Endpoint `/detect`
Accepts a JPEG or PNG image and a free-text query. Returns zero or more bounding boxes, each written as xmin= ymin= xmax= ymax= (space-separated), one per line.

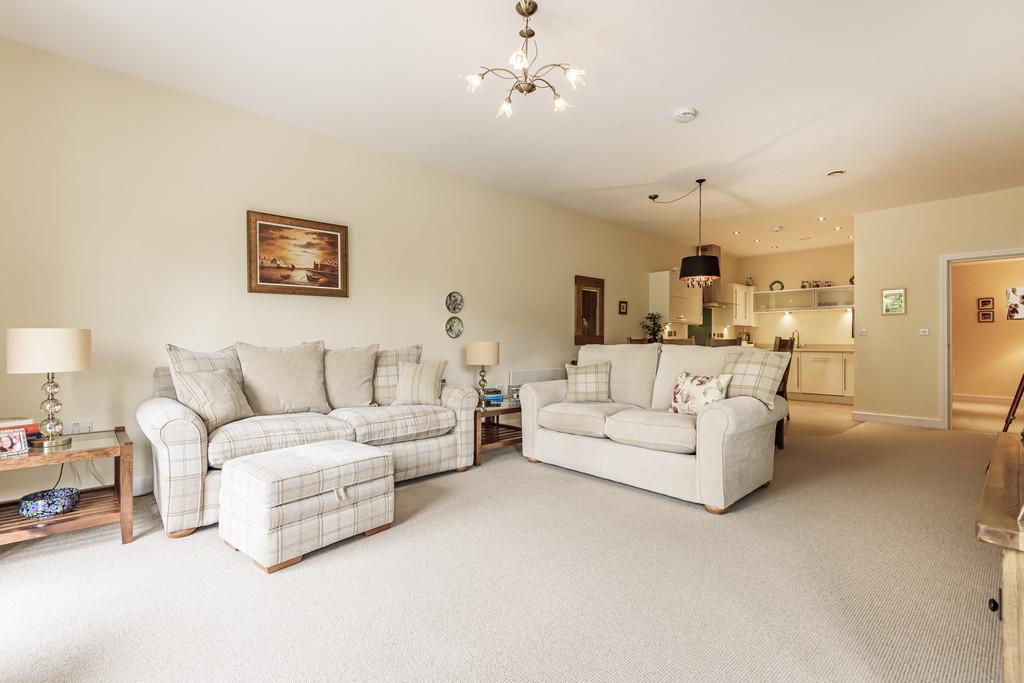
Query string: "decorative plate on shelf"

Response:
xmin=445 ymin=316 xmax=464 ymax=338
xmin=445 ymin=291 xmax=464 ymax=313
xmin=769 ymin=280 xmax=784 ymax=291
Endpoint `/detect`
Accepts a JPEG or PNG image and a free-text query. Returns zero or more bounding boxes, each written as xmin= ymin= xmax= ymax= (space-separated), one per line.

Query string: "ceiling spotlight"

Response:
xmin=771 ymin=225 xmax=783 ymax=232
xmin=732 ymin=230 xmax=741 ymax=236
xmin=826 ymin=169 xmax=847 ymax=177
xmin=817 ymin=216 xmax=827 ymax=222
xmin=673 ymin=107 xmax=699 ymax=124
xmin=753 ymin=239 xmax=761 ymax=243
xmin=833 ymin=226 xmax=843 ymax=231
xmin=770 ymin=245 xmax=779 ymax=249
xmin=848 ymin=235 xmax=854 ymax=240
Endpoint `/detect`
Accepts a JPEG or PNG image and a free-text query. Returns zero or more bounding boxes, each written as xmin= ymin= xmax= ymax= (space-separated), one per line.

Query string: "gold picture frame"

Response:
xmin=881 ymin=287 xmax=907 ymax=315
xmin=247 ymin=211 xmax=348 ymax=298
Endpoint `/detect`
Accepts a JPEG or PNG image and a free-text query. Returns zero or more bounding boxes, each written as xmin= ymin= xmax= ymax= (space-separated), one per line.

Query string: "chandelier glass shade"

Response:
xmin=464 ymin=1 xmax=585 ymax=118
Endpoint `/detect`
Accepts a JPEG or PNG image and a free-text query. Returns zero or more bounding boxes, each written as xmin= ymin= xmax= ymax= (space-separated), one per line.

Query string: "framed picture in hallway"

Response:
xmin=247 ymin=211 xmax=348 ymax=298
xmin=977 ymin=296 xmax=994 ymax=310
xmin=1008 ymin=286 xmax=1024 ymax=320
xmin=978 ymin=310 xmax=994 ymax=323
xmin=881 ymin=287 xmax=906 ymax=315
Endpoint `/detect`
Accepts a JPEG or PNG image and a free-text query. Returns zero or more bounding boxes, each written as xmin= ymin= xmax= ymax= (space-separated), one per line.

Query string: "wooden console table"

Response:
xmin=976 ymin=432 xmax=1023 ymax=682
xmin=474 ymin=403 xmax=522 ymax=466
xmin=0 ymin=427 xmax=133 ymax=545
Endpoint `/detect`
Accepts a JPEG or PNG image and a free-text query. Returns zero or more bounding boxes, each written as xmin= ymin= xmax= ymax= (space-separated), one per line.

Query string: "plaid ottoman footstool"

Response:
xmin=219 ymin=440 xmax=394 ymax=573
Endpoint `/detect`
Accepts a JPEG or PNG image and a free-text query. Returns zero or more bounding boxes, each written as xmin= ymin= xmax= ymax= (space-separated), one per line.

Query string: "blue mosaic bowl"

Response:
xmin=19 ymin=487 xmax=79 ymax=519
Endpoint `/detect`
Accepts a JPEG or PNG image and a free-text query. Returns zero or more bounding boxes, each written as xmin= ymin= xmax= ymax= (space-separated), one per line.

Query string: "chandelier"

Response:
xmin=464 ymin=1 xmax=586 ymax=118
xmin=649 ymin=179 xmax=721 ymax=288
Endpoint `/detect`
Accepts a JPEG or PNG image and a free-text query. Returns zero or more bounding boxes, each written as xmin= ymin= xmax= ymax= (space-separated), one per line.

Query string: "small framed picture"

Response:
xmin=978 ymin=310 xmax=995 ymax=323
xmin=618 ymin=301 xmax=628 ymax=315
xmin=881 ymin=288 xmax=907 ymax=315
xmin=0 ymin=428 xmax=28 ymax=457
xmin=977 ymin=297 xmax=995 ymax=310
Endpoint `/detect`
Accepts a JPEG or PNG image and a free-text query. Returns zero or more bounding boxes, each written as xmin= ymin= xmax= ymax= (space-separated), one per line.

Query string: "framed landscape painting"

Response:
xmin=247 ymin=211 xmax=348 ymax=297
xmin=881 ymin=287 xmax=906 ymax=315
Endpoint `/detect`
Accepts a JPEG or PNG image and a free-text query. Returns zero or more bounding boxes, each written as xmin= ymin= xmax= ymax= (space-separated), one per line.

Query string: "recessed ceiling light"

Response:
xmin=817 ymin=216 xmax=827 ymax=222
xmin=753 ymin=239 xmax=761 ymax=243
xmin=732 ymin=230 xmax=741 ymax=235
xmin=848 ymin=235 xmax=854 ymax=240
xmin=771 ymin=225 xmax=783 ymax=232
xmin=770 ymin=245 xmax=779 ymax=249
xmin=833 ymin=226 xmax=843 ymax=231
xmin=826 ymin=169 xmax=847 ymax=177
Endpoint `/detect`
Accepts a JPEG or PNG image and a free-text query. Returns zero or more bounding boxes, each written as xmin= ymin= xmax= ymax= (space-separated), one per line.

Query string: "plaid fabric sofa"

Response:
xmin=137 ymin=366 xmax=477 ymax=536
xmin=520 ymin=344 xmax=789 ymax=514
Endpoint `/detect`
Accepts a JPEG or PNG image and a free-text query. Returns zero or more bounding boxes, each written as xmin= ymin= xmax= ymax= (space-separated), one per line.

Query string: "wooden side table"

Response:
xmin=0 ymin=427 xmax=133 ymax=545
xmin=474 ymin=402 xmax=522 ymax=466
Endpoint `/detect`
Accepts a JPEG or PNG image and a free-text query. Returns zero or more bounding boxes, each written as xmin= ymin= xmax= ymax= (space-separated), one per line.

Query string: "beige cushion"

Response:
xmin=651 ymin=345 xmax=729 ymax=410
xmin=324 ymin=344 xmax=378 ymax=408
xmin=374 ymin=344 xmax=422 ymax=405
xmin=578 ymin=343 xmax=661 ymax=408
xmin=166 ymin=344 xmax=243 ymax=403
xmin=328 ymin=405 xmax=455 ymax=446
xmin=172 ymin=369 xmax=254 ymax=432
xmin=565 ymin=362 xmax=611 ymax=403
xmin=537 ymin=402 xmax=632 ymax=438
xmin=235 ymin=341 xmax=330 ymax=415
xmin=393 ymin=361 xmax=447 ymax=406
xmin=723 ymin=348 xmax=791 ymax=409
xmin=207 ymin=413 xmax=356 ymax=467
xmin=604 ymin=408 xmax=697 ymax=454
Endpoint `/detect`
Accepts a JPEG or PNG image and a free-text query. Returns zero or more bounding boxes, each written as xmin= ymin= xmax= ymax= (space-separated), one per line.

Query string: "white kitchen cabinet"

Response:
xmin=798 ymin=352 xmax=844 ymax=395
xmin=843 ymin=352 xmax=855 ymax=397
xmin=650 ymin=271 xmax=702 ymax=324
xmin=730 ymin=284 xmax=757 ymax=326
xmin=789 ymin=354 xmax=802 ymax=392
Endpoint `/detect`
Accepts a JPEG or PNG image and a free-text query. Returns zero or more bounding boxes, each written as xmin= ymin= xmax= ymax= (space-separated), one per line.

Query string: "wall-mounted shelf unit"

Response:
xmin=754 ymin=285 xmax=854 ymax=313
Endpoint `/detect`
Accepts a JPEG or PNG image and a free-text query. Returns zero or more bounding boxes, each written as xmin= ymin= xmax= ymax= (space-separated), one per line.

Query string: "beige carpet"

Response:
xmin=0 ymin=403 xmax=1002 ymax=682
xmin=953 ymin=398 xmax=1014 ymax=434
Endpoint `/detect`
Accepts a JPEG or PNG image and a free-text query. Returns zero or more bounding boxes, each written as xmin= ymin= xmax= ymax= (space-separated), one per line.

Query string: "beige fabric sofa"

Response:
xmin=520 ymin=344 xmax=787 ymax=513
xmin=137 ymin=363 xmax=477 ymax=537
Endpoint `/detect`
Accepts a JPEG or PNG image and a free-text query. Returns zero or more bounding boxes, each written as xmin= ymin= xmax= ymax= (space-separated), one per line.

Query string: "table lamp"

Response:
xmin=6 ymin=328 xmax=92 ymax=450
xmin=465 ymin=341 xmax=499 ymax=408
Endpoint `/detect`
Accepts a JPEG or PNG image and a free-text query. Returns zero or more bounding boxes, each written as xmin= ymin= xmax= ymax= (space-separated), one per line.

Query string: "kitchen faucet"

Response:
xmin=793 ymin=330 xmax=803 ymax=349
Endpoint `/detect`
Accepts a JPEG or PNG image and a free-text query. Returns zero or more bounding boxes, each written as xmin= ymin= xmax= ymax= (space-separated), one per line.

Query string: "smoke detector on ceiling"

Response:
xmin=771 ymin=225 xmax=784 ymax=233
xmin=672 ymin=107 xmax=699 ymax=124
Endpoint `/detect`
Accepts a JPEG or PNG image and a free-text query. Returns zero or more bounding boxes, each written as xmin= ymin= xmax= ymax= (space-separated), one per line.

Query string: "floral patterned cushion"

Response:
xmin=670 ymin=372 xmax=732 ymax=416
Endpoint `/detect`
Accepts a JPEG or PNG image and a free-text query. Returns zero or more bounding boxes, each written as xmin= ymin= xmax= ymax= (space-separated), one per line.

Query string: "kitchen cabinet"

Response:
xmin=843 ymin=352 xmax=855 ymax=397
xmin=789 ymin=354 xmax=802 ymax=392
xmin=797 ymin=352 xmax=844 ymax=395
xmin=730 ymin=284 xmax=757 ymax=326
xmin=754 ymin=285 xmax=854 ymax=313
xmin=650 ymin=271 xmax=701 ymax=324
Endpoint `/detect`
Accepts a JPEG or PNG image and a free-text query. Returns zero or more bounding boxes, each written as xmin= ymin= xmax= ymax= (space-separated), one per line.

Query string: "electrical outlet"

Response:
xmin=68 ymin=421 xmax=81 ymax=434
xmin=919 ymin=329 xmax=929 ymax=336
xmin=858 ymin=328 xmax=868 ymax=336
xmin=82 ymin=420 xmax=93 ymax=432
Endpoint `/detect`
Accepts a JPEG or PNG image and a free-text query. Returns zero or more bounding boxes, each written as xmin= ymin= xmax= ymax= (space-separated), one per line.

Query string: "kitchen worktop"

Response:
xmin=754 ymin=344 xmax=854 ymax=353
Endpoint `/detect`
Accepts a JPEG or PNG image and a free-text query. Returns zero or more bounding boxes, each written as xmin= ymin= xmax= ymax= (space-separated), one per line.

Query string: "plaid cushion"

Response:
xmin=723 ymin=349 xmax=791 ymax=409
xmin=393 ymin=361 xmax=447 ymax=406
xmin=328 ymin=405 xmax=455 ymax=446
xmin=373 ymin=345 xmax=422 ymax=405
xmin=153 ymin=366 xmax=176 ymax=399
xmin=166 ymin=344 xmax=243 ymax=401
xmin=207 ymin=413 xmax=356 ymax=467
xmin=219 ymin=439 xmax=392 ymax=508
xmin=565 ymin=362 xmax=612 ymax=403
xmin=174 ymin=369 xmax=254 ymax=432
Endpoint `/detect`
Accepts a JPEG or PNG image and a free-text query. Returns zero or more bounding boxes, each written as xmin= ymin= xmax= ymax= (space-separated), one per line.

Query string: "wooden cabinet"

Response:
xmin=650 ymin=271 xmax=702 ymax=324
xmin=843 ymin=352 xmax=855 ymax=397
xmin=730 ymin=284 xmax=757 ymax=327
xmin=798 ymin=352 xmax=844 ymax=395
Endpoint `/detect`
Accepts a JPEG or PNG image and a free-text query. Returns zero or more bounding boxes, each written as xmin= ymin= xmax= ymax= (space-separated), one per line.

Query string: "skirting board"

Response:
xmin=952 ymin=394 xmax=1013 ymax=404
xmin=851 ymin=410 xmax=945 ymax=430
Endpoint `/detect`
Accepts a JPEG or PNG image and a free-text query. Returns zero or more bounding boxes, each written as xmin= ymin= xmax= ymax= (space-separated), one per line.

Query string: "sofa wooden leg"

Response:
xmin=704 ymin=504 xmax=732 ymax=515
xmin=167 ymin=528 xmax=196 ymax=539
xmin=256 ymin=556 xmax=302 ymax=574
xmin=527 ymin=458 xmax=540 ymax=463
xmin=775 ymin=419 xmax=785 ymax=449
xmin=364 ymin=522 xmax=391 ymax=537
xmin=454 ymin=466 xmax=470 ymax=472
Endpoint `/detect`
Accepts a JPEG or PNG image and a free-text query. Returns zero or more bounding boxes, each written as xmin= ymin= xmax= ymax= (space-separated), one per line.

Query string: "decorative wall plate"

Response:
xmin=445 ymin=316 xmax=464 ymax=338
xmin=446 ymin=291 xmax=464 ymax=313
xmin=769 ymin=280 xmax=784 ymax=291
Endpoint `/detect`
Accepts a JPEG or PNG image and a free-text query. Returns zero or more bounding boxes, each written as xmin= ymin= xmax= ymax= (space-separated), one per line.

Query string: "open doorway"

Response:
xmin=949 ymin=256 xmax=1024 ymax=432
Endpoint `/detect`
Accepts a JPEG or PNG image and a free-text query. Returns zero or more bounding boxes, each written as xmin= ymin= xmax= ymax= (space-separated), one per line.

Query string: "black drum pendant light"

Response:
xmin=678 ymin=178 xmax=719 ymax=287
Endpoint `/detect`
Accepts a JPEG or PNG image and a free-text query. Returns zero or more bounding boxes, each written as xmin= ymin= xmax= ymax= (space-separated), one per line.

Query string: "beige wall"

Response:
xmin=950 ymin=258 xmax=1024 ymax=399
xmin=736 ymin=244 xmax=854 ymax=293
xmin=0 ymin=40 xmax=688 ymax=499
xmin=853 ymin=187 xmax=1024 ymax=424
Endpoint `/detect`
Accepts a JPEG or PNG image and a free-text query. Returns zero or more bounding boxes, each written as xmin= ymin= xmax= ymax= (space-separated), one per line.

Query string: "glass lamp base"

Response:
xmin=29 ymin=435 xmax=73 ymax=451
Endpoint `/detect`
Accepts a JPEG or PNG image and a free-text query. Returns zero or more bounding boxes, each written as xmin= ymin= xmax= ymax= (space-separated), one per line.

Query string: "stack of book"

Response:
xmin=482 ymin=388 xmax=504 ymax=407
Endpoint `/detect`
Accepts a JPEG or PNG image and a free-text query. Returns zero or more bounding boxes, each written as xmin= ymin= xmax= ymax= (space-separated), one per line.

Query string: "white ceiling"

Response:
xmin=3 ymin=0 xmax=1024 ymax=256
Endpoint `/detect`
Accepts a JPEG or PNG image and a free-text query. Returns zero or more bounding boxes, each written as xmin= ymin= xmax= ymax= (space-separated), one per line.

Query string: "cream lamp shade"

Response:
xmin=466 ymin=341 xmax=499 ymax=366
xmin=6 ymin=328 xmax=92 ymax=374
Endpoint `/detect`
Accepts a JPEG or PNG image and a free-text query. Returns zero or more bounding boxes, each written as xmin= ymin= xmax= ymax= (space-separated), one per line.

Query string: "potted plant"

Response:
xmin=640 ymin=312 xmax=664 ymax=343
